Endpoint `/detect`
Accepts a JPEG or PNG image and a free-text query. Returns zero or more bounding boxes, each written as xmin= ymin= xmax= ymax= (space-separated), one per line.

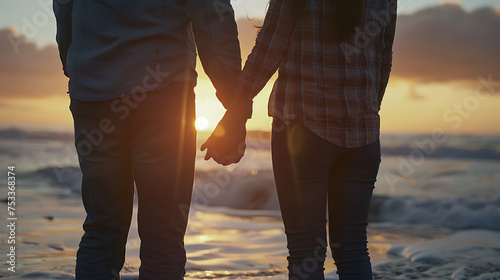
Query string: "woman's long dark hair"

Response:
xmin=290 ymin=0 xmax=366 ymax=41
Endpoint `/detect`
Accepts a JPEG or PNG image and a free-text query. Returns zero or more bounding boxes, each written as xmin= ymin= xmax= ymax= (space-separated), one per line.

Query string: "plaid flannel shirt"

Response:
xmin=235 ymin=0 xmax=397 ymax=148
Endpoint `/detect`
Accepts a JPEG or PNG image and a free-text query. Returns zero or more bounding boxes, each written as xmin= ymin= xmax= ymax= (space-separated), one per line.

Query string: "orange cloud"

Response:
xmin=391 ymin=5 xmax=500 ymax=83
xmin=0 ymin=28 xmax=67 ymax=99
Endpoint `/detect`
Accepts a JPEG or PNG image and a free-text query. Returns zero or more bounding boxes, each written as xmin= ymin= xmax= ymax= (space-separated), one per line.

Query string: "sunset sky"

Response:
xmin=0 ymin=0 xmax=499 ymax=134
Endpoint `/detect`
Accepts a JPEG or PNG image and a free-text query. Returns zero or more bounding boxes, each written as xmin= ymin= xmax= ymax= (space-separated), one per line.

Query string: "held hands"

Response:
xmin=201 ymin=94 xmax=252 ymax=166
xmin=201 ymin=113 xmax=247 ymax=165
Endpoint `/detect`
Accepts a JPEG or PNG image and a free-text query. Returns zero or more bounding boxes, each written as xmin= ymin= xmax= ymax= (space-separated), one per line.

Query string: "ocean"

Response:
xmin=0 ymin=128 xmax=499 ymax=279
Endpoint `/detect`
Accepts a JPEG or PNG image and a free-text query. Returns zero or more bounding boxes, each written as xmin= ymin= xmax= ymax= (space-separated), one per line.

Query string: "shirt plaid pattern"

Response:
xmin=235 ymin=0 xmax=397 ymax=148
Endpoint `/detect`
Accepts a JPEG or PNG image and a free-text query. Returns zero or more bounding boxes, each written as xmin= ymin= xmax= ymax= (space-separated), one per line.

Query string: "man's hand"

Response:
xmin=201 ymin=94 xmax=252 ymax=165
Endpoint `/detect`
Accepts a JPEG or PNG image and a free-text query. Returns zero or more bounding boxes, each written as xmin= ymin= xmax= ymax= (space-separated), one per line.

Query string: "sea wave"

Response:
xmin=370 ymin=196 xmax=500 ymax=231
xmin=22 ymin=166 xmax=500 ymax=231
xmin=380 ymin=146 xmax=500 ymax=160
xmin=0 ymin=128 xmax=73 ymax=141
xmin=2 ymin=128 xmax=500 ymax=160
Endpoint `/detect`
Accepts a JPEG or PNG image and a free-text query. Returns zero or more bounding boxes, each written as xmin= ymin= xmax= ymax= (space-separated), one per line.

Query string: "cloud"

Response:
xmin=0 ymin=28 xmax=67 ymax=99
xmin=408 ymin=85 xmax=427 ymax=100
xmin=391 ymin=4 xmax=500 ymax=83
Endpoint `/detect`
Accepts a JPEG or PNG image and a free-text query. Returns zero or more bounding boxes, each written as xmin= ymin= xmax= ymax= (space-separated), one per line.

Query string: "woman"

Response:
xmin=203 ymin=0 xmax=397 ymax=278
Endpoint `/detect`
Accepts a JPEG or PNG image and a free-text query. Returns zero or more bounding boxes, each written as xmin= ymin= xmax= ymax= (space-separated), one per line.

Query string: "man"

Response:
xmin=53 ymin=0 xmax=246 ymax=279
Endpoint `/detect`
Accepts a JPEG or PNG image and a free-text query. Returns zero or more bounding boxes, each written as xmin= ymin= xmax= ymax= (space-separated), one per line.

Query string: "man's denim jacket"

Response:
xmin=53 ymin=0 xmax=241 ymax=106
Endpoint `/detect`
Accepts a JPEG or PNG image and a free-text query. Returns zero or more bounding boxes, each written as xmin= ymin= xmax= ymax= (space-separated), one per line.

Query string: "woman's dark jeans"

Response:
xmin=70 ymin=83 xmax=196 ymax=280
xmin=272 ymin=118 xmax=380 ymax=280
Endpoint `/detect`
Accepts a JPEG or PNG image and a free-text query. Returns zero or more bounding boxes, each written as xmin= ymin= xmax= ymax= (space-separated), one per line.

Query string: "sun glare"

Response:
xmin=195 ymin=117 xmax=209 ymax=131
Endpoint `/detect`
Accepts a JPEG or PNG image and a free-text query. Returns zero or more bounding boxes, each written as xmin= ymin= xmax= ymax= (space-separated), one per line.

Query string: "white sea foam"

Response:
xmin=376 ymin=196 xmax=500 ymax=230
xmin=374 ymin=230 xmax=500 ymax=279
xmin=387 ymin=230 xmax=500 ymax=262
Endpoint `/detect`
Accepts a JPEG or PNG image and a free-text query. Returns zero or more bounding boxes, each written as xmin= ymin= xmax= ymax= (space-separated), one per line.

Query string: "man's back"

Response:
xmin=55 ymin=0 xmax=241 ymax=103
xmin=53 ymin=0 xmax=242 ymax=279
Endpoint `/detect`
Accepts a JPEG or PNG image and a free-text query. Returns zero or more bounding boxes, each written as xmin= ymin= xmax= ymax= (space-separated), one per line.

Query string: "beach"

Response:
xmin=1 ymin=129 xmax=500 ymax=279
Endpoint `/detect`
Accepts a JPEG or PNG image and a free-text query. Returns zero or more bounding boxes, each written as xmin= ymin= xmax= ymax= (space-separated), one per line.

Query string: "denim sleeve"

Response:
xmin=188 ymin=0 xmax=242 ymax=108
xmin=378 ymin=0 xmax=397 ymax=105
xmin=53 ymin=0 xmax=73 ymax=77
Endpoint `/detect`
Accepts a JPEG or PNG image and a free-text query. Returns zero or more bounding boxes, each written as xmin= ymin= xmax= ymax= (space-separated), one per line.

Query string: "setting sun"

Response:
xmin=195 ymin=116 xmax=209 ymax=131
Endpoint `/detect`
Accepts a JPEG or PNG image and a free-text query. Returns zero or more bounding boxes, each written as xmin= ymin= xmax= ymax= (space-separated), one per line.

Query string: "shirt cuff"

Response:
xmin=227 ymin=93 xmax=253 ymax=120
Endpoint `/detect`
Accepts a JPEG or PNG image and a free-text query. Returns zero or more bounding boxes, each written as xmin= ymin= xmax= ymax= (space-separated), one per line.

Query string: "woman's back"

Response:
xmin=235 ymin=0 xmax=397 ymax=147
xmin=282 ymin=0 xmax=395 ymax=94
xmin=208 ymin=2 xmax=397 ymax=278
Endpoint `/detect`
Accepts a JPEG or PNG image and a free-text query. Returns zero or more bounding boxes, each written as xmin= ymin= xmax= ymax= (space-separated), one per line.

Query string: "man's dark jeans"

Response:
xmin=70 ymin=83 xmax=196 ymax=280
xmin=271 ymin=118 xmax=380 ymax=280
